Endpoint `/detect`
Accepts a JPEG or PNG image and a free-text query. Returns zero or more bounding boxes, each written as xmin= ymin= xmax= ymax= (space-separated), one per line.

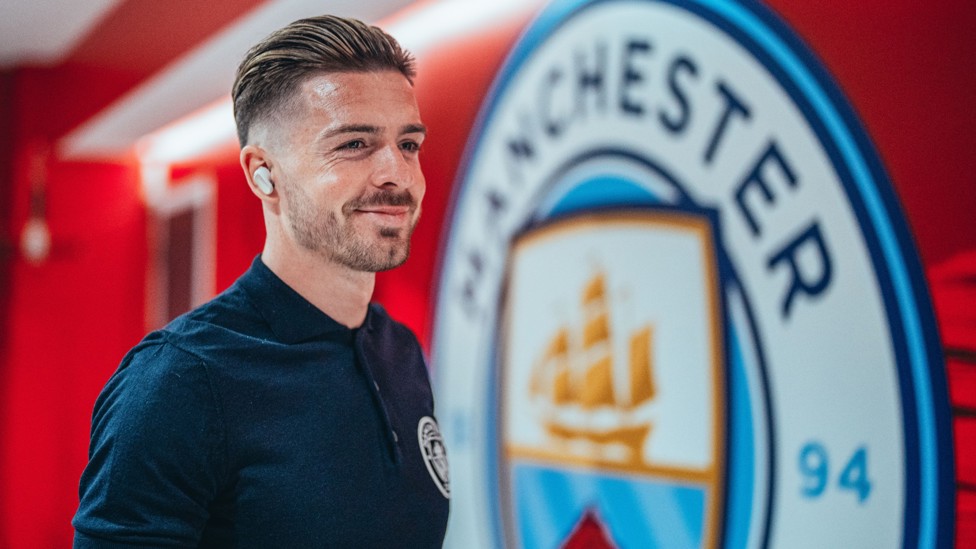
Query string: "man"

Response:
xmin=73 ymin=15 xmax=449 ymax=547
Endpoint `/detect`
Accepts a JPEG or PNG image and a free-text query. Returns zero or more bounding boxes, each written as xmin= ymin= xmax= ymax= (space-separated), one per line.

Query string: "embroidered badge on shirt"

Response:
xmin=418 ymin=416 xmax=450 ymax=499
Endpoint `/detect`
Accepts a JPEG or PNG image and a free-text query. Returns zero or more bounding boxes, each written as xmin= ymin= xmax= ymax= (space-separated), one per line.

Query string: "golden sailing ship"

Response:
xmin=529 ymin=273 xmax=656 ymax=461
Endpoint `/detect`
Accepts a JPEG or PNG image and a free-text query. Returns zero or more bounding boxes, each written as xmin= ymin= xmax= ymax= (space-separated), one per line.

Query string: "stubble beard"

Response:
xmin=287 ymin=185 xmax=418 ymax=272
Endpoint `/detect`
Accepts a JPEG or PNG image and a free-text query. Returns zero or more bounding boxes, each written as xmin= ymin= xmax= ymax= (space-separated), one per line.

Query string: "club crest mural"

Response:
xmin=432 ymin=0 xmax=954 ymax=547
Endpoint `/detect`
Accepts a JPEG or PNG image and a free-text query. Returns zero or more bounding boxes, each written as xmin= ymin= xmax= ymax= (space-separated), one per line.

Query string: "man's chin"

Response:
xmin=374 ymin=242 xmax=411 ymax=272
xmin=334 ymin=239 xmax=410 ymax=272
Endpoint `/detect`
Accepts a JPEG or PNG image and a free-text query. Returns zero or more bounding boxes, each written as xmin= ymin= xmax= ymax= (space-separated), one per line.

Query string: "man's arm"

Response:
xmin=73 ymin=341 xmax=226 ymax=547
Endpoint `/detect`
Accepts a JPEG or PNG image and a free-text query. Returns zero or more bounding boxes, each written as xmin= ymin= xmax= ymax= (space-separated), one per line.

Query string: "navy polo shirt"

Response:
xmin=73 ymin=257 xmax=449 ymax=547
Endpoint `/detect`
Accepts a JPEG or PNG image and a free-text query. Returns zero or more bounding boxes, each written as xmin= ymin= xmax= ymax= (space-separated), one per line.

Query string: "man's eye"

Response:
xmin=340 ymin=140 xmax=365 ymax=150
xmin=401 ymin=141 xmax=421 ymax=152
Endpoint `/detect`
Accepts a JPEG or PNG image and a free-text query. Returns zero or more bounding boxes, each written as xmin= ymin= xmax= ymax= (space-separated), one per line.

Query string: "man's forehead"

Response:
xmin=304 ymin=74 xmax=421 ymax=132
xmin=299 ymin=71 xmax=417 ymax=104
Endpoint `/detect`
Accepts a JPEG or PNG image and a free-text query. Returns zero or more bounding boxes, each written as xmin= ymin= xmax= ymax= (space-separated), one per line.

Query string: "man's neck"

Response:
xmin=260 ymin=244 xmax=374 ymax=329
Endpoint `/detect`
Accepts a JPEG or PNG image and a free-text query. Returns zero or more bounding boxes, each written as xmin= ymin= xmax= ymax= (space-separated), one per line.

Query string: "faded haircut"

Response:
xmin=232 ymin=15 xmax=416 ymax=146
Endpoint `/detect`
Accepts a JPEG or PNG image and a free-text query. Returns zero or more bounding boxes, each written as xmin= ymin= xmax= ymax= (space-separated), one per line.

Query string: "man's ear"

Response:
xmin=240 ymin=145 xmax=277 ymax=200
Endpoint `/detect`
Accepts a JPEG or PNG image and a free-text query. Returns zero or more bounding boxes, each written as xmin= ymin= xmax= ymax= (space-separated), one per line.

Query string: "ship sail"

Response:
xmin=629 ymin=327 xmax=654 ymax=405
xmin=531 ymin=328 xmax=572 ymax=404
xmin=580 ymin=355 xmax=614 ymax=408
xmin=581 ymin=272 xmax=614 ymax=407
xmin=582 ymin=273 xmax=606 ymax=305
xmin=583 ymin=312 xmax=610 ymax=349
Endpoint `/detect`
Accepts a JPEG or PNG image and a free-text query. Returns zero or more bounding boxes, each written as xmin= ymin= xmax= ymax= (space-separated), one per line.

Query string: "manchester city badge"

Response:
xmin=432 ymin=0 xmax=954 ymax=547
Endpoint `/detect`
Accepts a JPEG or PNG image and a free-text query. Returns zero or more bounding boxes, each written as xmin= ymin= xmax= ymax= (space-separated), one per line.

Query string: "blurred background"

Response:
xmin=0 ymin=0 xmax=973 ymax=546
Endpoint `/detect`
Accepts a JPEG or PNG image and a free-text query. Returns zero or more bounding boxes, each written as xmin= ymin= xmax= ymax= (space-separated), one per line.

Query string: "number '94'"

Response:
xmin=799 ymin=442 xmax=872 ymax=504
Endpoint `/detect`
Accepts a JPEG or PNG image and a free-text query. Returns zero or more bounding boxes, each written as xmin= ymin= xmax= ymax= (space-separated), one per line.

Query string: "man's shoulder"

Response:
xmin=128 ymin=282 xmax=273 ymax=372
xmin=172 ymin=281 xmax=268 ymax=338
xmin=176 ymin=279 xmax=259 ymax=325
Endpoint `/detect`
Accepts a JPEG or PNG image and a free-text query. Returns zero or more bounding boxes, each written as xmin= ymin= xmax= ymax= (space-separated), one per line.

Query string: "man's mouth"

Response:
xmin=353 ymin=205 xmax=412 ymax=222
xmin=356 ymin=205 xmax=410 ymax=215
xmin=347 ymin=191 xmax=416 ymax=223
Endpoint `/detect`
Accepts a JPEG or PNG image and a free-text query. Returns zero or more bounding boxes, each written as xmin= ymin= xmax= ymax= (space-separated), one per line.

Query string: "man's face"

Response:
xmin=270 ymin=70 xmax=426 ymax=272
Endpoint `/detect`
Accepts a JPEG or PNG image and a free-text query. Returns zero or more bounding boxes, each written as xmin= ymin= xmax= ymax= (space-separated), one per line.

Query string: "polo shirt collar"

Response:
xmin=238 ymin=255 xmax=355 ymax=344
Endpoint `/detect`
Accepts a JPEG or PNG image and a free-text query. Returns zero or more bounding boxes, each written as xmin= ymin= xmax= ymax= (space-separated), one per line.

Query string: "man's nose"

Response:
xmin=372 ymin=144 xmax=416 ymax=189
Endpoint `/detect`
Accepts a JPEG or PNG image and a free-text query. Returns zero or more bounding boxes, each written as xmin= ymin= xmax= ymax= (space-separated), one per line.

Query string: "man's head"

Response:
xmin=235 ymin=16 xmax=426 ymax=274
xmin=232 ymin=15 xmax=416 ymax=147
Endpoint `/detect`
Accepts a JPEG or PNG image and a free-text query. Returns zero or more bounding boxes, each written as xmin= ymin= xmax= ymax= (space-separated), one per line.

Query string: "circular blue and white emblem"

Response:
xmin=431 ymin=1 xmax=954 ymax=547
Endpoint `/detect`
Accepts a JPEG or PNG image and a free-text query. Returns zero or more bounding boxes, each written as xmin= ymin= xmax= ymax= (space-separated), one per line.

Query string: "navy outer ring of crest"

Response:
xmin=437 ymin=0 xmax=955 ymax=547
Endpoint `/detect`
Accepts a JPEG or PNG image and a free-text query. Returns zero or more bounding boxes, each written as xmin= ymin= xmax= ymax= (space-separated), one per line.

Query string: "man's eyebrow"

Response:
xmin=318 ymin=123 xmax=427 ymax=141
xmin=401 ymin=123 xmax=427 ymax=136
xmin=319 ymin=124 xmax=380 ymax=141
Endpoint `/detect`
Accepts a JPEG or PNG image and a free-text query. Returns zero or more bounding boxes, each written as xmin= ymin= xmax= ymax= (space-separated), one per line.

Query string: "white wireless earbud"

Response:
xmin=253 ymin=166 xmax=274 ymax=195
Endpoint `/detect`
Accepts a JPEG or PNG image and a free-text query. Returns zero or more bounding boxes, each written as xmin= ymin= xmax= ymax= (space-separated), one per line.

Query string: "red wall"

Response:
xmin=0 ymin=69 xmax=149 ymax=544
xmin=0 ymin=1 xmax=973 ymax=546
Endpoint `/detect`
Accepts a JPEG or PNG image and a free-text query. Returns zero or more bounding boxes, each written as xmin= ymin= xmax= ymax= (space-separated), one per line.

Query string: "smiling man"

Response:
xmin=73 ymin=16 xmax=449 ymax=547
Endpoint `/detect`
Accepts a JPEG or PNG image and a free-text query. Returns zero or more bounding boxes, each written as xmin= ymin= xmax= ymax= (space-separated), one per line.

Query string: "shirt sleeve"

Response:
xmin=72 ymin=340 xmax=227 ymax=547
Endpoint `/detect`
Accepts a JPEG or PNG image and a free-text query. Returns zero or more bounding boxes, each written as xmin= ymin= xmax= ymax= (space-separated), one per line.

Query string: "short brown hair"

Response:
xmin=232 ymin=15 xmax=416 ymax=146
